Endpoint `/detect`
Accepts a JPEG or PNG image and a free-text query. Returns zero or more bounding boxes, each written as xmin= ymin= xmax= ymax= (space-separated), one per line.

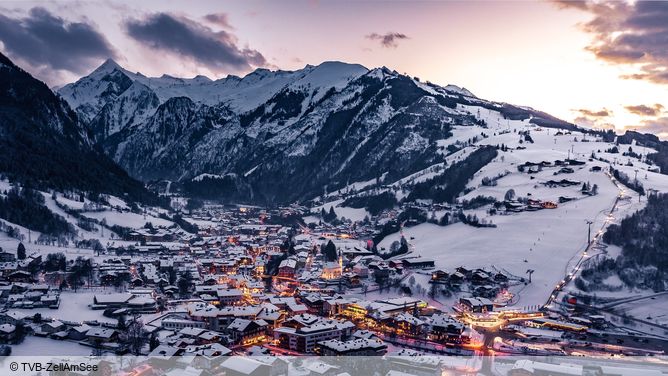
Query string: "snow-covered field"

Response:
xmin=12 ymin=291 xmax=117 ymax=325
xmin=10 ymin=335 xmax=91 ymax=356
xmin=311 ymin=198 xmax=370 ymax=223
xmin=81 ymin=210 xmax=173 ymax=229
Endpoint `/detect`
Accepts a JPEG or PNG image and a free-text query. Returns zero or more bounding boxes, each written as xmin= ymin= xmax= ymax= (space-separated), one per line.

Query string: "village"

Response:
xmin=0 ymin=197 xmax=666 ymax=376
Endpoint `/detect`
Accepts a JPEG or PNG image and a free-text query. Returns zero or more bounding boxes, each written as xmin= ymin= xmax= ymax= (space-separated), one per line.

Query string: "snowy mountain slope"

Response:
xmin=88 ymin=80 xmax=160 ymax=140
xmin=59 ymin=59 xmax=583 ymax=204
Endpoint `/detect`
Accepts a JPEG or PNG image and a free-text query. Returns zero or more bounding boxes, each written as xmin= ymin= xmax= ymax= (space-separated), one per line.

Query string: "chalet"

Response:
xmin=510 ymin=360 xmax=582 ymax=376
xmin=256 ymin=306 xmax=283 ymax=329
xmin=226 ymin=318 xmax=268 ymax=345
xmin=220 ymin=357 xmax=271 ymax=376
xmin=40 ymin=320 xmax=66 ymax=334
xmin=428 ymin=313 xmax=465 ymax=342
xmin=277 ymin=259 xmax=297 ymax=279
xmin=450 ymin=271 xmax=466 ymax=285
xmin=493 ymin=273 xmax=509 ymax=283
xmin=504 ymin=201 xmax=525 ymax=212
xmin=287 ymin=303 xmax=308 ymax=314
xmin=352 ymin=264 xmax=369 ymax=278
xmin=590 ymin=166 xmax=603 ymax=172
xmin=178 ymin=326 xmax=207 ymax=339
xmin=301 ymin=295 xmax=328 ymax=315
xmin=217 ymin=289 xmax=244 ymax=305
xmin=0 ymin=323 xmax=16 ymax=343
xmin=68 ymin=324 xmax=92 ymax=341
xmin=517 ymin=162 xmax=542 ymax=173
xmin=0 ymin=252 xmax=16 ymax=262
xmin=93 ymin=293 xmax=132 ymax=310
xmin=316 ymin=338 xmax=387 ymax=356
xmin=86 ymin=327 xmax=118 ymax=344
xmin=273 ymin=319 xmax=355 ymax=354
xmin=455 ymin=267 xmax=472 ymax=276
xmin=471 ymin=270 xmax=490 ymax=284
xmin=148 ymin=345 xmax=184 ymax=369
xmin=543 ymin=179 xmax=580 ymax=188
xmin=558 ymin=196 xmax=575 ymax=203
xmin=162 ymin=317 xmax=207 ymax=331
xmin=474 ymin=285 xmax=497 ymax=298
xmin=0 ymin=311 xmax=26 ymax=325
xmin=430 ymin=270 xmax=449 ymax=284
xmin=18 ymin=254 xmax=41 ymax=271
xmin=459 ymin=297 xmax=494 ymax=313
xmin=391 ymin=312 xmax=426 ymax=335
xmin=565 ymin=159 xmax=586 ymax=166
xmin=401 ymin=259 xmax=435 ymax=270
xmin=7 ymin=271 xmax=32 ymax=283
xmin=197 ymin=330 xmax=221 ymax=344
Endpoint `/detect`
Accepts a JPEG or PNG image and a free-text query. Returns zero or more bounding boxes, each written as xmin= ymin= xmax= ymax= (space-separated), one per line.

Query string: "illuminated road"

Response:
xmin=543 ymin=171 xmax=626 ymax=309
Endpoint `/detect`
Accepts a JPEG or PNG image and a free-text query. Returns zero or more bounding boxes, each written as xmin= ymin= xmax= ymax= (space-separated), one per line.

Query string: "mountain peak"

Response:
xmin=193 ymin=74 xmax=211 ymax=82
xmin=93 ymin=58 xmax=122 ymax=74
xmin=444 ymin=84 xmax=476 ymax=98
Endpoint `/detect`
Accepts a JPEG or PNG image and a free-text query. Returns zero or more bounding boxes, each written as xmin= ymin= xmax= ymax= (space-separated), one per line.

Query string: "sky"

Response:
xmin=0 ymin=0 xmax=667 ymax=137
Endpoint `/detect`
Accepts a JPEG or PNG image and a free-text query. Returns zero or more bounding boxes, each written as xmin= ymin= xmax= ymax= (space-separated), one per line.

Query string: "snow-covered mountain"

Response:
xmin=59 ymin=59 xmax=579 ymax=204
xmin=59 ymin=59 xmax=368 ymax=133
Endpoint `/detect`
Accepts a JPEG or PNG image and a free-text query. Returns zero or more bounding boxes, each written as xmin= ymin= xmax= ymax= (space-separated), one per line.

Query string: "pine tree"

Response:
xmin=327 ymin=206 xmax=337 ymax=222
xmin=16 ymin=243 xmax=26 ymax=260
xmin=399 ymin=236 xmax=409 ymax=254
xmin=323 ymin=240 xmax=337 ymax=262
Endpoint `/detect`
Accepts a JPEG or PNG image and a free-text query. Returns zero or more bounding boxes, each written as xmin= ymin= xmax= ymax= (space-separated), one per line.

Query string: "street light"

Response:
xmin=586 ymin=220 xmax=593 ymax=247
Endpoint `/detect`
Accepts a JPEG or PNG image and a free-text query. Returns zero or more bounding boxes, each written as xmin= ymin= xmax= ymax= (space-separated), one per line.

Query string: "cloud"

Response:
xmin=125 ymin=13 xmax=266 ymax=72
xmin=575 ymin=108 xmax=611 ymax=117
xmin=366 ymin=32 xmax=409 ymax=48
xmin=553 ymin=1 xmax=668 ymax=85
xmin=0 ymin=7 xmax=116 ymax=84
xmin=625 ymin=103 xmax=665 ymax=117
xmin=203 ymin=13 xmax=233 ymax=29
xmin=627 ymin=117 xmax=668 ymax=138
xmin=552 ymin=0 xmax=588 ymax=11
xmin=573 ymin=116 xmax=615 ymax=130
xmin=572 ymin=108 xmax=613 ymax=129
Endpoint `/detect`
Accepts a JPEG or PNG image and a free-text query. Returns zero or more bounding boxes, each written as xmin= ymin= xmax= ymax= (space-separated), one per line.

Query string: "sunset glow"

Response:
xmin=1 ymin=0 xmax=666 ymax=135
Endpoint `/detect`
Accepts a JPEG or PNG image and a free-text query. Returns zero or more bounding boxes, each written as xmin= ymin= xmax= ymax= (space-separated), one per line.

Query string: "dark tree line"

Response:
xmin=0 ymin=186 xmax=74 ymax=236
xmin=320 ymin=206 xmax=338 ymax=223
xmin=342 ymin=191 xmax=397 ymax=215
xmin=407 ymin=146 xmax=498 ymax=203
xmin=604 ymin=193 xmax=668 ymax=274
xmin=610 ymin=167 xmax=645 ymax=195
